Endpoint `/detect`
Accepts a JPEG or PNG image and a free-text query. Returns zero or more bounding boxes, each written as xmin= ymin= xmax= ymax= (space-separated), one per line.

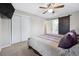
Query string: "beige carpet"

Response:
xmin=0 ymin=41 xmax=38 ymax=56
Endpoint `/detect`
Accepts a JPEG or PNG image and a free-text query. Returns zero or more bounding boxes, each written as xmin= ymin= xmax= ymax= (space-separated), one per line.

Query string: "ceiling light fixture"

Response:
xmin=48 ymin=9 xmax=53 ymax=13
xmin=39 ymin=3 xmax=64 ymax=14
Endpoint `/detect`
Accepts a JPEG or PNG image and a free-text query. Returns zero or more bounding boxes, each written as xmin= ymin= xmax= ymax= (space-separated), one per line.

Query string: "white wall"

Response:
xmin=44 ymin=21 xmax=52 ymax=34
xmin=70 ymin=11 xmax=79 ymax=34
xmin=31 ymin=16 xmax=45 ymax=36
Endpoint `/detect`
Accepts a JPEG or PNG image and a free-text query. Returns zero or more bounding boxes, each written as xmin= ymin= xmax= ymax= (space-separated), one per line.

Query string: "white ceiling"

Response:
xmin=12 ymin=3 xmax=79 ymax=19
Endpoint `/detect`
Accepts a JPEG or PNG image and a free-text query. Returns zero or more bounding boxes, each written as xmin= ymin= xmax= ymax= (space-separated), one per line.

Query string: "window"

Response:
xmin=52 ymin=19 xmax=59 ymax=34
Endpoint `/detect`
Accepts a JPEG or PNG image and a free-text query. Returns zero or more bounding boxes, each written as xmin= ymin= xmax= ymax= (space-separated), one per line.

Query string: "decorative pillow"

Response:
xmin=70 ymin=30 xmax=77 ymax=41
xmin=58 ymin=31 xmax=77 ymax=49
xmin=70 ymin=30 xmax=77 ymax=44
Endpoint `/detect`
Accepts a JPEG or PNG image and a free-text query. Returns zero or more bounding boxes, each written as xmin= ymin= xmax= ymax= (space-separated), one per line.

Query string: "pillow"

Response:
xmin=70 ymin=30 xmax=77 ymax=44
xmin=70 ymin=30 xmax=77 ymax=40
xmin=58 ymin=31 xmax=77 ymax=49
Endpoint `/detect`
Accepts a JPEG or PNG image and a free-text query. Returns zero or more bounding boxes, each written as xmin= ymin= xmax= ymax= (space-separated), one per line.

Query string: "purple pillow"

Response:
xmin=58 ymin=31 xmax=77 ymax=49
xmin=69 ymin=32 xmax=77 ymax=44
xmin=70 ymin=30 xmax=77 ymax=40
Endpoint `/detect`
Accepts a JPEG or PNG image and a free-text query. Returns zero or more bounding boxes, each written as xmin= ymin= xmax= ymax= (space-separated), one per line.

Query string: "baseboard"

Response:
xmin=0 ymin=44 xmax=11 ymax=49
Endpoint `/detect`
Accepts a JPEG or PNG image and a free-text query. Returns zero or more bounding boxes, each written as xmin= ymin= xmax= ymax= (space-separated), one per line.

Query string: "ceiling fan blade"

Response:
xmin=54 ymin=5 xmax=64 ymax=9
xmin=43 ymin=10 xmax=48 ymax=14
xmin=39 ymin=7 xmax=48 ymax=9
xmin=47 ymin=3 xmax=51 ymax=8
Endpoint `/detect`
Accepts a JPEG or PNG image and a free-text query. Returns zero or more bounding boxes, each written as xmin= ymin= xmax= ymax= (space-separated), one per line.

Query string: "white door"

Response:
xmin=0 ymin=16 xmax=2 ymax=47
xmin=12 ymin=15 xmax=21 ymax=44
xmin=21 ymin=15 xmax=31 ymax=41
xmin=2 ymin=19 xmax=11 ymax=46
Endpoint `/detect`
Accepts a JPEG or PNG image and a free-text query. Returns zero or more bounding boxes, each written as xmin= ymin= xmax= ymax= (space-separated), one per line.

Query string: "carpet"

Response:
xmin=0 ymin=41 xmax=38 ymax=56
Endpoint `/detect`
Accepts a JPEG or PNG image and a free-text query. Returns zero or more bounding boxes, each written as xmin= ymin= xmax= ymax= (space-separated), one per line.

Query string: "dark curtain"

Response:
xmin=58 ymin=15 xmax=70 ymax=34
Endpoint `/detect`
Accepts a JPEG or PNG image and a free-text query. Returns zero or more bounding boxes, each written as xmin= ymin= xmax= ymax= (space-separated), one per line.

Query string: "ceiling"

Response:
xmin=12 ymin=3 xmax=79 ymax=19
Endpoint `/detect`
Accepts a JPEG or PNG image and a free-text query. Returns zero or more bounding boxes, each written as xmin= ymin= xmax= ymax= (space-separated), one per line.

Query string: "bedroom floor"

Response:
xmin=0 ymin=41 xmax=38 ymax=56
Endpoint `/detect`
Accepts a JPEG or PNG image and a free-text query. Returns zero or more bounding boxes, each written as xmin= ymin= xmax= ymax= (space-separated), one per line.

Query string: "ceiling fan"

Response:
xmin=39 ymin=3 xmax=64 ymax=14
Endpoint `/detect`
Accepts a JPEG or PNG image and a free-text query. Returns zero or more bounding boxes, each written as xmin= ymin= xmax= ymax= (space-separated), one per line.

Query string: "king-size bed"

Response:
xmin=28 ymin=34 xmax=65 ymax=56
xmin=28 ymin=33 xmax=79 ymax=56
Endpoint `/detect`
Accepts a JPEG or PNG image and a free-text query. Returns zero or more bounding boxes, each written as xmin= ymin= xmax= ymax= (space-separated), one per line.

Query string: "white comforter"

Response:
xmin=29 ymin=35 xmax=65 ymax=56
xmin=65 ymin=43 xmax=79 ymax=56
xmin=29 ymin=34 xmax=79 ymax=56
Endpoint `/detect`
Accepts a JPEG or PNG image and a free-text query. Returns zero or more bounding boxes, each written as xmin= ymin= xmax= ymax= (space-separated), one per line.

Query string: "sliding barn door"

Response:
xmin=21 ymin=15 xmax=31 ymax=41
xmin=59 ymin=16 xmax=70 ymax=34
xmin=0 ymin=16 xmax=2 ymax=47
xmin=12 ymin=15 xmax=21 ymax=44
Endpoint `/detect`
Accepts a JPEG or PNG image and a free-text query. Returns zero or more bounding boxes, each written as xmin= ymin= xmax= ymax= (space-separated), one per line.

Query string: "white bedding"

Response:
xmin=29 ymin=35 xmax=65 ymax=56
xmin=29 ymin=34 xmax=79 ymax=56
xmin=65 ymin=43 xmax=79 ymax=56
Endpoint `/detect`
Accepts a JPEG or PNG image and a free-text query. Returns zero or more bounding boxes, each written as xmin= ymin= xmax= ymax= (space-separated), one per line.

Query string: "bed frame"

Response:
xmin=28 ymin=45 xmax=42 ymax=56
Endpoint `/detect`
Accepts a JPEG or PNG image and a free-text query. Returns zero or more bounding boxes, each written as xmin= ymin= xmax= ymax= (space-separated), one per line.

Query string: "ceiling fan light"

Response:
xmin=48 ymin=9 xmax=53 ymax=13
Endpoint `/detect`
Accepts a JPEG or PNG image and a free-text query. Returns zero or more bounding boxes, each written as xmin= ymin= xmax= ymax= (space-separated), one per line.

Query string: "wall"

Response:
xmin=44 ymin=20 xmax=52 ymax=34
xmin=70 ymin=11 xmax=79 ymax=34
xmin=31 ymin=16 xmax=46 ymax=36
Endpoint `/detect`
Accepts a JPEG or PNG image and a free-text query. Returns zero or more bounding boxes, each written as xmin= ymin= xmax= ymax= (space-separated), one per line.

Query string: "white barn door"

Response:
xmin=21 ymin=15 xmax=31 ymax=41
xmin=12 ymin=15 xmax=21 ymax=44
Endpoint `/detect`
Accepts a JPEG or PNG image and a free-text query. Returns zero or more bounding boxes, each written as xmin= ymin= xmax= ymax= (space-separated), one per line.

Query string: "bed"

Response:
xmin=28 ymin=34 xmax=66 ymax=56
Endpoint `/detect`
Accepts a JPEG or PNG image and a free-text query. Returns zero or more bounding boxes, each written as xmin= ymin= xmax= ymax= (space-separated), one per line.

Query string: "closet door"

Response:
xmin=0 ymin=16 xmax=2 ymax=47
xmin=21 ymin=15 xmax=31 ymax=41
xmin=12 ymin=15 xmax=21 ymax=44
